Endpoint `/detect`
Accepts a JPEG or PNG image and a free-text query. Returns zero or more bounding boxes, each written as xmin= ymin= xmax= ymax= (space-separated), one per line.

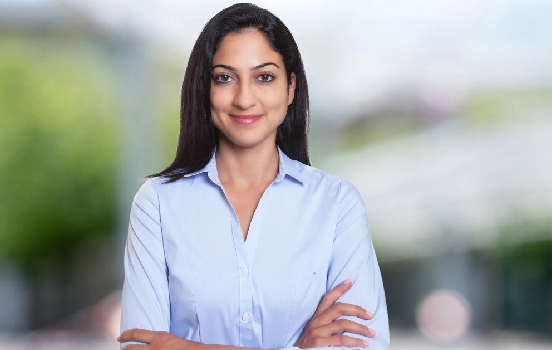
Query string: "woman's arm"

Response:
xmin=119 ymin=280 xmax=372 ymax=349
xmin=118 ymin=329 xmax=271 ymax=350
xmin=284 ymin=178 xmax=390 ymax=350
xmin=120 ymin=179 xmax=171 ymax=348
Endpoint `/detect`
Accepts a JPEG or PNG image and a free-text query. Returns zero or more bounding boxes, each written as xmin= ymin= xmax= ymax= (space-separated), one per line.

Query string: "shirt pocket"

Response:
xmin=284 ymin=256 xmax=328 ymax=345
xmin=294 ymin=258 xmax=327 ymax=310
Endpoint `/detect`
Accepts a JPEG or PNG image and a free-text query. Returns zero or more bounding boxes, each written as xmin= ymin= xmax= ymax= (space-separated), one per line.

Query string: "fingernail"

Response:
xmin=343 ymin=278 xmax=352 ymax=285
xmin=367 ymin=311 xmax=374 ymax=318
xmin=362 ymin=340 xmax=369 ymax=347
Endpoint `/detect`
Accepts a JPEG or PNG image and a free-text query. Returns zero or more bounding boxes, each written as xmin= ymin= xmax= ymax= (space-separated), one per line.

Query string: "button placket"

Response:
xmin=215 ymin=176 xmax=276 ymax=348
xmin=218 ymin=186 xmax=254 ymax=347
xmin=233 ymin=219 xmax=253 ymax=345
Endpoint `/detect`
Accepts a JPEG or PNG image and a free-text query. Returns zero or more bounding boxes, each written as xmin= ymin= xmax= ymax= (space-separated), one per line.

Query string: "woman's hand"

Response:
xmin=293 ymin=279 xmax=376 ymax=349
xmin=118 ymin=329 xmax=204 ymax=350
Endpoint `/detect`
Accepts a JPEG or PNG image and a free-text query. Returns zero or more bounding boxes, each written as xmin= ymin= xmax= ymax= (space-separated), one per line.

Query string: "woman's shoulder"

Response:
xmin=131 ymin=177 xmax=161 ymax=207
xmin=294 ymin=159 xmax=360 ymax=195
xmin=290 ymin=158 xmax=341 ymax=186
xmin=299 ymin=159 xmax=365 ymax=208
xmin=295 ymin=160 xmax=367 ymax=233
xmin=132 ymin=176 xmax=182 ymax=204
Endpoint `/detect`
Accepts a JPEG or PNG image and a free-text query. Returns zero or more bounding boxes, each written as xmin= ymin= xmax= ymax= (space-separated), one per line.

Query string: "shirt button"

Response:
xmin=241 ymin=312 xmax=250 ymax=323
xmin=242 ymin=267 xmax=249 ymax=276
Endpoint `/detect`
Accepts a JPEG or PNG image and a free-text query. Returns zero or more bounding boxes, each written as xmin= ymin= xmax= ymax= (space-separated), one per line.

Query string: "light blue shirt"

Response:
xmin=120 ymin=144 xmax=390 ymax=350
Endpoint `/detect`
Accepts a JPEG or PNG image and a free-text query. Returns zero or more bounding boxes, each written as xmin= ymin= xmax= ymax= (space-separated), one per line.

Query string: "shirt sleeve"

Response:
xmin=281 ymin=178 xmax=390 ymax=350
xmin=119 ymin=179 xmax=170 ymax=348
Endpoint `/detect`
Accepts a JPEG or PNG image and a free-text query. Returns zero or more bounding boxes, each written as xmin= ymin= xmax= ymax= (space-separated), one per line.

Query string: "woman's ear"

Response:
xmin=287 ymin=72 xmax=296 ymax=106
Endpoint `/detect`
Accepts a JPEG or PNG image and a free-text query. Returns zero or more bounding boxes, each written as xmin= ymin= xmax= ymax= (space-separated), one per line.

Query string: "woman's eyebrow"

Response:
xmin=211 ymin=62 xmax=280 ymax=71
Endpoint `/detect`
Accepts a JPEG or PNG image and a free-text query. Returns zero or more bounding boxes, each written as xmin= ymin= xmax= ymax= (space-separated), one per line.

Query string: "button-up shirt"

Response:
xmin=120 ymin=144 xmax=390 ymax=350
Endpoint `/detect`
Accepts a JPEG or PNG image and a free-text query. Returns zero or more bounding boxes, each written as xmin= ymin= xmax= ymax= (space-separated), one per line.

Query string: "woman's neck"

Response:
xmin=215 ymin=139 xmax=280 ymax=189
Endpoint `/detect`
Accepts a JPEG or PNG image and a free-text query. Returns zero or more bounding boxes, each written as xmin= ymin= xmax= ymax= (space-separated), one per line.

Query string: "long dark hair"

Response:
xmin=147 ymin=3 xmax=311 ymax=184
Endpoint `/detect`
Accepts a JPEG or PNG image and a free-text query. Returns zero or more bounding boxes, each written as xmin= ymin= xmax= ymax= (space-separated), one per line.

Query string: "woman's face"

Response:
xmin=210 ymin=28 xmax=296 ymax=149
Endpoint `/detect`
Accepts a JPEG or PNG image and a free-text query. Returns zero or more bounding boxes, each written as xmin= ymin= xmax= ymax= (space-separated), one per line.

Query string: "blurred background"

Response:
xmin=0 ymin=0 xmax=551 ymax=349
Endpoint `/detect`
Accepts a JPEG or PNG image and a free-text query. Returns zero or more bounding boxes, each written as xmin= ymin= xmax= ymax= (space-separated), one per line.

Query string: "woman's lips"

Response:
xmin=231 ymin=114 xmax=262 ymax=124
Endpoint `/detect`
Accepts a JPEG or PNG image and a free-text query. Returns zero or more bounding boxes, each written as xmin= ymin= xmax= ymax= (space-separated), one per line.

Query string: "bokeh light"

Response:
xmin=416 ymin=289 xmax=472 ymax=343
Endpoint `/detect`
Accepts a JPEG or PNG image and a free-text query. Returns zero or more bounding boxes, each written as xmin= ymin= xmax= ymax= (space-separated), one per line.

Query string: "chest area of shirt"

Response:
xmin=160 ymin=181 xmax=338 ymax=344
xmin=222 ymin=183 xmax=268 ymax=241
xmin=161 ymin=180 xmax=339 ymax=260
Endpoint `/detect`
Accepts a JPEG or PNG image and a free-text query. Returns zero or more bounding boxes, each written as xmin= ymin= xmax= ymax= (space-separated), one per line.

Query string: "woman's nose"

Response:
xmin=233 ymin=81 xmax=256 ymax=109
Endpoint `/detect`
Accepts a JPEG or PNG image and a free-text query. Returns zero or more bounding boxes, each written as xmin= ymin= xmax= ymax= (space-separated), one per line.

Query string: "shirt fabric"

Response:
xmin=120 ymin=144 xmax=390 ymax=350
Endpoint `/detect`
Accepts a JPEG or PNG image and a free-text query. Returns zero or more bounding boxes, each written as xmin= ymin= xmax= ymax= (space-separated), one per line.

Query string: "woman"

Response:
xmin=118 ymin=3 xmax=389 ymax=350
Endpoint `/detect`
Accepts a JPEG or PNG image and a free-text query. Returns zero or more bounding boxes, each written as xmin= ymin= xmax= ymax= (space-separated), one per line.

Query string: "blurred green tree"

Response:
xmin=0 ymin=36 xmax=120 ymax=326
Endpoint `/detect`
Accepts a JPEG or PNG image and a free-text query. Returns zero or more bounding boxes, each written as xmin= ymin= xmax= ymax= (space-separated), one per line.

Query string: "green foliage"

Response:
xmin=493 ymin=218 xmax=552 ymax=332
xmin=499 ymin=239 xmax=552 ymax=332
xmin=461 ymin=87 xmax=552 ymax=125
xmin=338 ymin=114 xmax=422 ymax=152
xmin=0 ymin=36 xmax=120 ymax=265
xmin=153 ymin=59 xmax=183 ymax=168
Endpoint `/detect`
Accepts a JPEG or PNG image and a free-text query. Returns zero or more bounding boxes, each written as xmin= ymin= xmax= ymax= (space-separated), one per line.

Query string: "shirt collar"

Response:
xmin=182 ymin=144 xmax=304 ymax=185
xmin=275 ymin=144 xmax=305 ymax=184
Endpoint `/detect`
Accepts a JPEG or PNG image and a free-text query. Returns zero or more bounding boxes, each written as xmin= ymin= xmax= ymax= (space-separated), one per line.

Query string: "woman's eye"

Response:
xmin=214 ymin=73 xmax=274 ymax=84
xmin=215 ymin=74 xmax=233 ymax=84
xmin=257 ymin=74 xmax=274 ymax=83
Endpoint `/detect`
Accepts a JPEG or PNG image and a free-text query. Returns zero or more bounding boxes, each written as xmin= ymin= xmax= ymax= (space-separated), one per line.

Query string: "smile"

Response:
xmin=230 ymin=114 xmax=263 ymax=124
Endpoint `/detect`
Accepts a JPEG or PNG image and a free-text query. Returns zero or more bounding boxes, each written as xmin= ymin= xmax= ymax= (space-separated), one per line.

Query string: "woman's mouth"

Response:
xmin=230 ymin=114 xmax=263 ymax=124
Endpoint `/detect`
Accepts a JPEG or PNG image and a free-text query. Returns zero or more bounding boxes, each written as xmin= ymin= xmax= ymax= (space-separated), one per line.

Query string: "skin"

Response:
xmin=210 ymin=27 xmax=296 ymax=188
xmin=119 ymin=28 xmax=376 ymax=349
xmin=210 ymin=28 xmax=296 ymax=239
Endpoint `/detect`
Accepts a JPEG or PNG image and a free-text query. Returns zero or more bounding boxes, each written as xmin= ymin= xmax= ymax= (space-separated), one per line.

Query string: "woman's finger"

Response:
xmin=313 ymin=279 xmax=353 ymax=318
xmin=118 ymin=328 xmax=160 ymax=343
xmin=324 ymin=318 xmax=376 ymax=338
xmin=317 ymin=301 xmax=373 ymax=326
xmin=314 ymin=334 xmax=369 ymax=348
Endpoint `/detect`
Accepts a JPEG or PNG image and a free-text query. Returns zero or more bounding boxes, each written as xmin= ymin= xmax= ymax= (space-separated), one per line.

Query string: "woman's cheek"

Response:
xmin=264 ymin=88 xmax=288 ymax=111
xmin=210 ymin=90 xmax=232 ymax=116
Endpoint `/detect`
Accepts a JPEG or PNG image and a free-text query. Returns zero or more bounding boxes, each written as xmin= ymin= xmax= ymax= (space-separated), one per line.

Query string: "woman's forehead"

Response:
xmin=213 ymin=30 xmax=283 ymax=69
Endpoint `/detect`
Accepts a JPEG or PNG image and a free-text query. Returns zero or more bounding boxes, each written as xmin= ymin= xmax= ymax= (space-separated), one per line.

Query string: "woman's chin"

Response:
xmin=222 ymin=133 xmax=275 ymax=150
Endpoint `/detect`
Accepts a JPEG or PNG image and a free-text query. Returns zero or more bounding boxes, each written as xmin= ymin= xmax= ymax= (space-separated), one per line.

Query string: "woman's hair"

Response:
xmin=146 ymin=2 xmax=311 ymax=184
